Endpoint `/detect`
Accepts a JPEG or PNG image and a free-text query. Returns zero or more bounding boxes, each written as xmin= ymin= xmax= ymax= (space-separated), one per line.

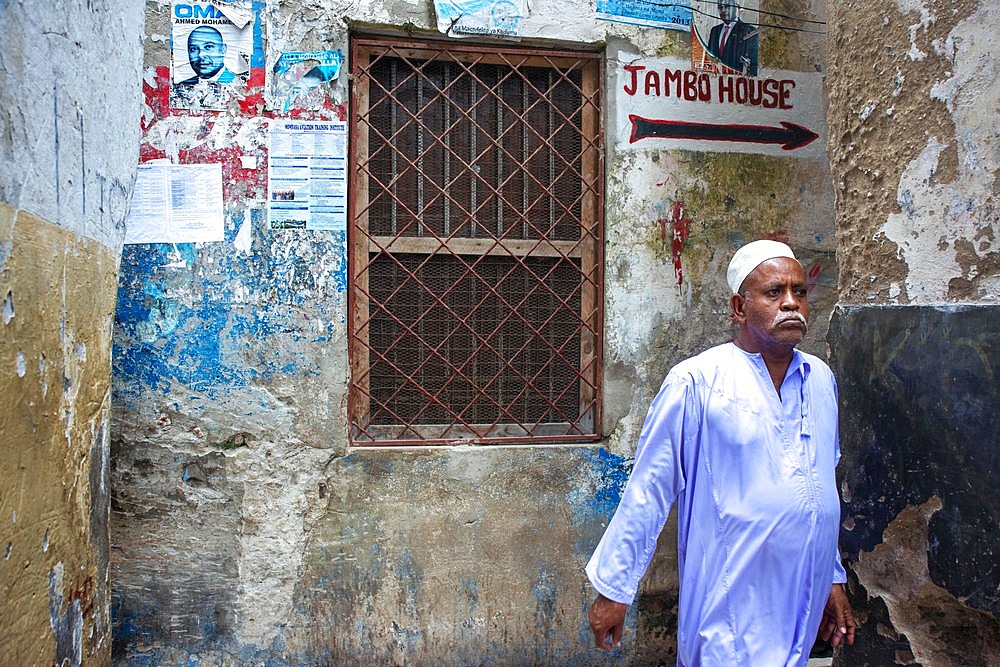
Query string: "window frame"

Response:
xmin=348 ymin=34 xmax=604 ymax=446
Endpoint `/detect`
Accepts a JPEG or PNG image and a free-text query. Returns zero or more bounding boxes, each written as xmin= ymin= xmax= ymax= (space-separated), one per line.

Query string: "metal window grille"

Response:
xmin=349 ymin=36 xmax=603 ymax=445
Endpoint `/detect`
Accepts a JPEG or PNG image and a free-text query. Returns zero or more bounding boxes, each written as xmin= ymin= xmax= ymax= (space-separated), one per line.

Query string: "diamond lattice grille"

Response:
xmin=349 ymin=37 xmax=603 ymax=445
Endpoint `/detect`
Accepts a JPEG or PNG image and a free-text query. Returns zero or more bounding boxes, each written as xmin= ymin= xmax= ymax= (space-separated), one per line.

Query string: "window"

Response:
xmin=348 ymin=36 xmax=603 ymax=445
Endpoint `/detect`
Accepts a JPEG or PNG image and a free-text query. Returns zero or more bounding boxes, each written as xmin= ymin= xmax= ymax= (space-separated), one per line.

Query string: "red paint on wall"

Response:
xmin=670 ymin=200 xmax=690 ymax=286
xmin=807 ymin=262 xmax=823 ymax=293
xmin=140 ymin=65 xmax=349 ymax=205
xmin=141 ymin=67 xmax=173 ymax=131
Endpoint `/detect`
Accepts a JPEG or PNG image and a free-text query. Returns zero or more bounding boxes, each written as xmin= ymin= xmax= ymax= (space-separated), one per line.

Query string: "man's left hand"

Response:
xmin=819 ymin=583 xmax=856 ymax=647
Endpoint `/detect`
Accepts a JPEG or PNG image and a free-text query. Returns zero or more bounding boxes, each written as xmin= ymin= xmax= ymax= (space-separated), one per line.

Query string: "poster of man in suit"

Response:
xmin=692 ymin=0 xmax=759 ymax=76
xmin=170 ymin=1 xmax=253 ymax=110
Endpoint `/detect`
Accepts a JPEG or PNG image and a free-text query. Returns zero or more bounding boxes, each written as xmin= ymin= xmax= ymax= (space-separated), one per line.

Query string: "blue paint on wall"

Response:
xmin=570 ymin=448 xmax=633 ymax=559
xmin=532 ymin=566 xmax=558 ymax=636
xmin=113 ymin=210 xmax=347 ymax=408
xmin=585 ymin=448 xmax=632 ymax=520
xmin=251 ymin=1 xmax=266 ymax=68
xmin=397 ymin=548 xmax=423 ymax=619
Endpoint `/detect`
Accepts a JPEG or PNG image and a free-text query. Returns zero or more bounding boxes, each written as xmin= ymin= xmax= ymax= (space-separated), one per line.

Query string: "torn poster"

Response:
xmin=271 ymin=50 xmax=345 ymax=113
xmin=170 ymin=0 xmax=254 ymax=110
xmin=596 ymin=0 xmax=692 ymax=32
xmin=124 ymin=162 xmax=225 ymax=244
xmin=434 ymin=0 xmax=527 ymax=38
xmin=267 ymin=121 xmax=348 ymax=231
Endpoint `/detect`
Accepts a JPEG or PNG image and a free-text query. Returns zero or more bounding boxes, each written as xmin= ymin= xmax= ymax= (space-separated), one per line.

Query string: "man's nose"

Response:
xmin=780 ymin=289 xmax=800 ymax=309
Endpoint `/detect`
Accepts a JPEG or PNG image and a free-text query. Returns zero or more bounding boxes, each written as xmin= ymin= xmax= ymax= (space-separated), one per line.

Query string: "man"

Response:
xmin=179 ymin=25 xmax=235 ymax=85
xmin=586 ymin=240 xmax=854 ymax=665
xmin=707 ymin=0 xmax=759 ymax=76
xmin=172 ymin=25 xmax=240 ymax=109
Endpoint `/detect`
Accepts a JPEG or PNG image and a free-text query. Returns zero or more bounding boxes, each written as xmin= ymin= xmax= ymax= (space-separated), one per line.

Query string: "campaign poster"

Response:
xmin=595 ymin=0 xmax=692 ymax=32
xmin=691 ymin=0 xmax=760 ymax=76
xmin=434 ymin=0 xmax=528 ymax=38
xmin=271 ymin=50 xmax=345 ymax=113
xmin=170 ymin=0 xmax=254 ymax=110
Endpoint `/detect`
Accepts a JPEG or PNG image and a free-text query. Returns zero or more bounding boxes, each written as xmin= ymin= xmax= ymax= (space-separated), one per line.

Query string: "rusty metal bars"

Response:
xmin=348 ymin=37 xmax=603 ymax=445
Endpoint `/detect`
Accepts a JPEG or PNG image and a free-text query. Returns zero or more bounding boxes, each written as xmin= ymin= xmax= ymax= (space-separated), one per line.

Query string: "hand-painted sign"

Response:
xmin=614 ymin=53 xmax=824 ymax=157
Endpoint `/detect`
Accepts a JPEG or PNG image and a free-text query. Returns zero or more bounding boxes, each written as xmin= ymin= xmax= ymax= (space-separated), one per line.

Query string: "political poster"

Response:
xmin=271 ymin=50 xmax=345 ymax=113
xmin=170 ymin=1 xmax=254 ymax=110
xmin=691 ymin=0 xmax=761 ymax=76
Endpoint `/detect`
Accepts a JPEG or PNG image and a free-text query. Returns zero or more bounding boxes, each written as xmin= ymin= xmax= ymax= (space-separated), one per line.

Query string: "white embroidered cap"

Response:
xmin=726 ymin=240 xmax=797 ymax=294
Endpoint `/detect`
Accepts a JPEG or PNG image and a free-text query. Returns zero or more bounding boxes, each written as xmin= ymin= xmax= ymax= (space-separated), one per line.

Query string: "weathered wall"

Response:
xmin=0 ymin=2 xmax=144 ymax=665
xmin=112 ymin=0 xmax=836 ymax=664
xmin=826 ymin=0 xmax=999 ymax=661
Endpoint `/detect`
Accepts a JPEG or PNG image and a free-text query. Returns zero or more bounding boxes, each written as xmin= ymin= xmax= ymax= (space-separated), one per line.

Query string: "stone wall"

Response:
xmin=826 ymin=0 xmax=999 ymax=662
xmin=0 ymin=2 xmax=144 ymax=664
xmin=111 ymin=0 xmax=836 ymax=663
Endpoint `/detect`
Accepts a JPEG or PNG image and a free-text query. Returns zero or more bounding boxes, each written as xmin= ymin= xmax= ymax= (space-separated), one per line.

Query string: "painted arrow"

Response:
xmin=629 ymin=115 xmax=819 ymax=150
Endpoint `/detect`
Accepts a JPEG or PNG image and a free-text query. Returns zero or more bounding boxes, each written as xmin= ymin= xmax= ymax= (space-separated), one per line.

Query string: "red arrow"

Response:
xmin=629 ymin=115 xmax=819 ymax=150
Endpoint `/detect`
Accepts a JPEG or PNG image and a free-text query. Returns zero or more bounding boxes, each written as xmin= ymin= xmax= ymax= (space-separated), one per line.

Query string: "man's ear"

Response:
xmin=730 ymin=292 xmax=747 ymax=324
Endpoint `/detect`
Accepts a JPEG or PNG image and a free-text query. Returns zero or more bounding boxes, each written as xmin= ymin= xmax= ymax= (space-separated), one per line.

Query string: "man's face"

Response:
xmin=718 ymin=1 xmax=738 ymax=24
xmin=187 ymin=28 xmax=226 ymax=79
xmin=735 ymin=257 xmax=810 ymax=350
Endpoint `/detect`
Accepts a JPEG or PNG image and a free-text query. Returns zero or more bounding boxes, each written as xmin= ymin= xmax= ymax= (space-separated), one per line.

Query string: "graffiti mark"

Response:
xmin=670 ymin=201 xmax=690 ymax=286
xmin=807 ymin=262 xmax=822 ymax=293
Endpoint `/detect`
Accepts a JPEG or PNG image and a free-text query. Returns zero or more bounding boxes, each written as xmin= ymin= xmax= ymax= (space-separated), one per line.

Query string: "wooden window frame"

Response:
xmin=348 ymin=35 xmax=604 ymax=446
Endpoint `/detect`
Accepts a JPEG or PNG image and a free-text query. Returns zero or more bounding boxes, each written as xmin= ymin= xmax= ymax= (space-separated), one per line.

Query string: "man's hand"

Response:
xmin=819 ymin=583 xmax=856 ymax=647
xmin=588 ymin=593 xmax=627 ymax=651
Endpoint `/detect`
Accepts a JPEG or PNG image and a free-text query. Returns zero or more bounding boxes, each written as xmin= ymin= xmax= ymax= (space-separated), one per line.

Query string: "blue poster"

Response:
xmin=596 ymin=0 xmax=692 ymax=31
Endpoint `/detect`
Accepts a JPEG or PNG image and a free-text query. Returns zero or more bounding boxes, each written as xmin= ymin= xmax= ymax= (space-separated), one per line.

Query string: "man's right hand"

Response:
xmin=588 ymin=593 xmax=627 ymax=651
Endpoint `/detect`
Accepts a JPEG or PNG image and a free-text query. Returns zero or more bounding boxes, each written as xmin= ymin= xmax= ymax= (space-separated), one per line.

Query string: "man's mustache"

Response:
xmin=774 ymin=312 xmax=808 ymax=331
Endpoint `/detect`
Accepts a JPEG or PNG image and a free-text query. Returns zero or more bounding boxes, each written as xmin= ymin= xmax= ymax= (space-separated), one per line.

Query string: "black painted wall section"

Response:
xmin=828 ymin=304 xmax=1000 ymax=665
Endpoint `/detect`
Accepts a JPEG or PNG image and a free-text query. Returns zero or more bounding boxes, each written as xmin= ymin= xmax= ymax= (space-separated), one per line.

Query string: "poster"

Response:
xmin=267 ymin=121 xmax=348 ymax=231
xmin=170 ymin=0 xmax=254 ymax=110
xmin=434 ymin=0 xmax=527 ymax=38
xmin=691 ymin=0 xmax=760 ymax=76
xmin=124 ymin=162 xmax=225 ymax=244
xmin=596 ymin=0 xmax=692 ymax=31
xmin=271 ymin=50 xmax=345 ymax=113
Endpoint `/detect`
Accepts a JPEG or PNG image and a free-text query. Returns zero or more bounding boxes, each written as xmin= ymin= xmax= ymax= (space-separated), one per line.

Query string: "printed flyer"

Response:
xmin=267 ymin=121 xmax=348 ymax=231
xmin=124 ymin=162 xmax=225 ymax=244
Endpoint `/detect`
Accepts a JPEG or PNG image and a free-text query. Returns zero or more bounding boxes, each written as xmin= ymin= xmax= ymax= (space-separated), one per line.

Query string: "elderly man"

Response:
xmin=586 ymin=240 xmax=854 ymax=665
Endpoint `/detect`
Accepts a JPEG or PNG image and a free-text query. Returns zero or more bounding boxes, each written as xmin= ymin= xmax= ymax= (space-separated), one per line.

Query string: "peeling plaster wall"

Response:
xmin=0 ymin=3 xmax=144 ymax=665
xmin=112 ymin=0 xmax=836 ymax=663
xmin=827 ymin=0 xmax=999 ymax=661
xmin=0 ymin=3 xmax=143 ymax=247
xmin=828 ymin=0 xmax=998 ymax=304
